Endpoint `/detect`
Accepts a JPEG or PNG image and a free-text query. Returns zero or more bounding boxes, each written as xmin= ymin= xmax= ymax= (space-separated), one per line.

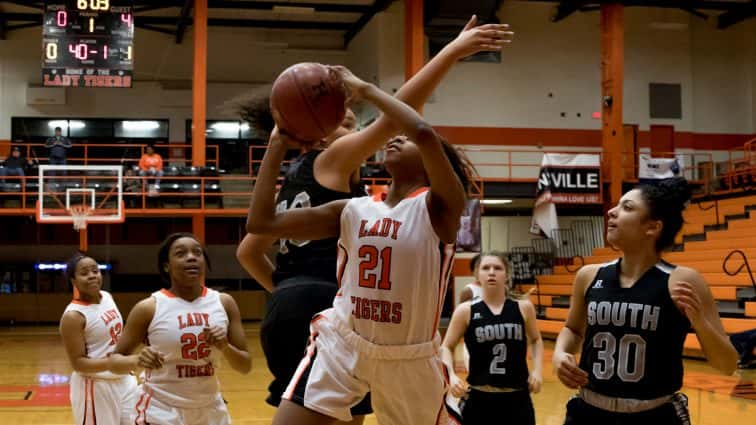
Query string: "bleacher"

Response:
xmin=529 ymin=194 xmax=756 ymax=358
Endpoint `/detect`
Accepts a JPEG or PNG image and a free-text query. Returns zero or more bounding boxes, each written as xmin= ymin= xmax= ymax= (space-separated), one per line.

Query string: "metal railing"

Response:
xmin=723 ymin=249 xmax=756 ymax=293
xmin=5 ymin=142 xmax=220 ymax=168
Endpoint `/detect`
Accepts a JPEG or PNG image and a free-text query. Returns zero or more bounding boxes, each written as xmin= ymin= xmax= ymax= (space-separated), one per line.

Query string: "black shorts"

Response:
xmin=461 ymin=389 xmax=534 ymax=425
xmin=260 ymin=277 xmax=372 ymax=415
xmin=564 ymin=393 xmax=690 ymax=425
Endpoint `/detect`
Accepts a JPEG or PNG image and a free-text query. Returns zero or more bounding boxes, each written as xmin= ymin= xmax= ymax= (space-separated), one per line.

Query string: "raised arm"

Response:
xmin=337 ymin=69 xmax=466 ymax=242
xmin=671 ymin=267 xmax=738 ymax=375
xmin=236 ymin=233 xmax=277 ymax=292
xmin=315 ymin=16 xmax=512 ymax=191
xmin=246 ymin=127 xmax=346 ymax=240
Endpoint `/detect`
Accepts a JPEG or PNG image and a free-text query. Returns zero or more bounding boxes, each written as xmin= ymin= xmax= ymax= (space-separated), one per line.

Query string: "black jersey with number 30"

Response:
xmin=578 ymin=259 xmax=690 ymax=399
xmin=464 ymin=298 xmax=529 ymax=389
xmin=272 ymin=150 xmax=363 ymax=286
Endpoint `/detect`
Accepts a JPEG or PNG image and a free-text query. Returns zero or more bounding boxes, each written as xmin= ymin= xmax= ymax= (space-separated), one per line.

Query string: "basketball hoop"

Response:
xmin=69 ymin=205 xmax=92 ymax=231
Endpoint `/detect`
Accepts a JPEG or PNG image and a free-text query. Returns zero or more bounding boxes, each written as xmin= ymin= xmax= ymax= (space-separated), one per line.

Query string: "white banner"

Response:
xmin=530 ymin=153 xmax=601 ymax=237
xmin=638 ymin=155 xmax=684 ymax=180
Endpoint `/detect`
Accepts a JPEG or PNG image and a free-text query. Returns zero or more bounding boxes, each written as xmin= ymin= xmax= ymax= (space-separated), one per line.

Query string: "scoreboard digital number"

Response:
xmin=42 ymin=1 xmax=134 ymax=88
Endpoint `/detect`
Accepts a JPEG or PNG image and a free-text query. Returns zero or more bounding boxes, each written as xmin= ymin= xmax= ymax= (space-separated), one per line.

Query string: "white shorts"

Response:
xmin=70 ymin=372 xmax=138 ymax=425
xmin=130 ymin=390 xmax=230 ymax=425
xmin=283 ymin=311 xmax=454 ymax=425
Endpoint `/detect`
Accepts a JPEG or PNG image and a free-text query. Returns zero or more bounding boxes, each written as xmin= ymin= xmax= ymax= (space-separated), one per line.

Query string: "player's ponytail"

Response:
xmin=439 ymin=136 xmax=477 ymax=197
xmin=229 ymin=87 xmax=275 ymax=140
xmin=636 ymin=177 xmax=692 ymax=252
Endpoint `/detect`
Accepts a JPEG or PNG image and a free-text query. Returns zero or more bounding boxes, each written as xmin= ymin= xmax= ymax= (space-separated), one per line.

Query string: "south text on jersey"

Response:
xmin=587 ymin=301 xmax=660 ymax=331
xmin=475 ymin=323 xmax=524 ymax=343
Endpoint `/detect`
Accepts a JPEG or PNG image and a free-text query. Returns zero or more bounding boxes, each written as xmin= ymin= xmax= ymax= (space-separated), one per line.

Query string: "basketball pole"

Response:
xmin=600 ymin=3 xmax=624 ymax=208
xmin=192 ymin=0 xmax=208 ymax=244
xmin=79 ymin=227 xmax=88 ymax=252
xmin=404 ymin=0 xmax=423 ymax=81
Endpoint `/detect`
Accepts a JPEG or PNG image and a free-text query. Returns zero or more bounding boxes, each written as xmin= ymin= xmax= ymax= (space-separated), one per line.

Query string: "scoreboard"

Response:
xmin=42 ymin=1 xmax=134 ymax=88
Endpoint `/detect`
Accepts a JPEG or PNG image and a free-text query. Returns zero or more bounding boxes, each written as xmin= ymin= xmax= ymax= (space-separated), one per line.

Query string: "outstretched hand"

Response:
xmin=446 ymin=15 xmax=514 ymax=59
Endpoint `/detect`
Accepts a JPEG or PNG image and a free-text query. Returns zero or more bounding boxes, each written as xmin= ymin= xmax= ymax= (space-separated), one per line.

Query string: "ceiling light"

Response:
xmin=210 ymin=122 xmax=241 ymax=132
xmin=122 ymin=120 xmax=160 ymax=131
xmin=480 ymin=199 xmax=513 ymax=205
xmin=48 ymin=120 xmax=85 ymax=130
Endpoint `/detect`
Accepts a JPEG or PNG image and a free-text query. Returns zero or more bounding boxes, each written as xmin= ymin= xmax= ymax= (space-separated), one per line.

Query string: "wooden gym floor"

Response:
xmin=0 ymin=323 xmax=754 ymax=424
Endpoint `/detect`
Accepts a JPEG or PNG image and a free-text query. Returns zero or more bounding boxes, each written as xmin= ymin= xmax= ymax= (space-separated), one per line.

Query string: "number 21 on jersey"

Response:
xmin=358 ymin=245 xmax=392 ymax=290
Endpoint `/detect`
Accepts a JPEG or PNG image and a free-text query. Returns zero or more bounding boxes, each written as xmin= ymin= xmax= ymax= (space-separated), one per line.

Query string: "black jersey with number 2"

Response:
xmin=578 ymin=259 xmax=690 ymax=399
xmin=464 ymin=298 xmax=529 ymax=389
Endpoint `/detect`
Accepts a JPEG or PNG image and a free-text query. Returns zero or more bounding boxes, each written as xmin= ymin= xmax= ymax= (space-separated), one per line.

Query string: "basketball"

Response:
xmin=270 ymin=62 xmax=347 ymax=143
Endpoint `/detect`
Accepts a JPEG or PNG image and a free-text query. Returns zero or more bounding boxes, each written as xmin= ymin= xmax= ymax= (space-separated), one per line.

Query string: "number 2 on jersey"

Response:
xmin=358 ymin=245 xmax=392 ymax=290
xmin=489 ymin=343 xmax=507 ymax=374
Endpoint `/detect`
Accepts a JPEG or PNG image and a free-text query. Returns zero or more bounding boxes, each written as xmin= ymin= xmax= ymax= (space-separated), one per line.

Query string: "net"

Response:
xmin=69 ymin=205 xmax=92 ymax=231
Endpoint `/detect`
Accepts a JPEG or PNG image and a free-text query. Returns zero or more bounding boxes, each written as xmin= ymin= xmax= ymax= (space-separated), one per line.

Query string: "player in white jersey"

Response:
xmin=59 ymin=254 xmax=139 ymax=425
xmin=112 ymin=233 xmax=251 ymax=425
xmin=247 ymin=67 xmax=476 ymax=425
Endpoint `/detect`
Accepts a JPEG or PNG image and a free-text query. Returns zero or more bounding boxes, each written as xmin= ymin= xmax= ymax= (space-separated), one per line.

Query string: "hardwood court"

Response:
xmin=0 ymin=324 xmax=754 ymax=425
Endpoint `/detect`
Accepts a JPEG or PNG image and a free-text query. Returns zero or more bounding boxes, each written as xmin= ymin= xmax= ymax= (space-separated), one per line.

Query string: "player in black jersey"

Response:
xmin=553 ymin=178 xmax=738 ymax=424
xmin=442 ymin=252 xmax=543 ymax=425
xmin=235 ymin=16 xmax=514 ymax=417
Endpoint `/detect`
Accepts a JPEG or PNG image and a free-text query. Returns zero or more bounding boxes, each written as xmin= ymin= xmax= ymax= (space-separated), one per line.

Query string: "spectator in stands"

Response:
xmin=138 ymin=145 xmax=164 ymax=189
xmin=0 ymin=147 xmax=33 ymax=188
xmin=45 ymin=126 xmax=72 ymax=165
